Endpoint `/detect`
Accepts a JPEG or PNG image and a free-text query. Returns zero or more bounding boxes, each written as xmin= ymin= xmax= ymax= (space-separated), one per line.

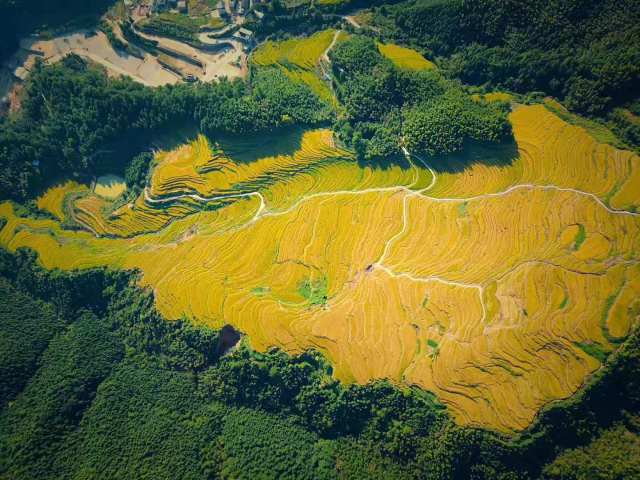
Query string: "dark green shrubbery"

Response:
xmin=329 ymin=36 xmax=511 ymax=162
xmin=0 ymin=0 xmax=113 ymax=64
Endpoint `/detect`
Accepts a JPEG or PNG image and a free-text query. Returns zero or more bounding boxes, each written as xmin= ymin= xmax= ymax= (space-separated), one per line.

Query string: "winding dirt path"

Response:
xmin=70 ymin=142 xmax=639 ymax=334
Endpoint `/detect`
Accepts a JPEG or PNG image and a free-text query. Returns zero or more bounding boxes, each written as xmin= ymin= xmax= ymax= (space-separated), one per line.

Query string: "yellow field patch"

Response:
xmin=36 ymin=181 xmax=88 ymax=220
xmin=1 ymin=104 xmax=639 ymax=433
xmin=253 ymin=29 xmax=336 ymax=70
xmin=471 ymin=92 xmax=513 ymax=103
xmin=377 ymin=42 xmax=435 ymax=71
xmin=429 ymin=104 xmax=640 ymax=213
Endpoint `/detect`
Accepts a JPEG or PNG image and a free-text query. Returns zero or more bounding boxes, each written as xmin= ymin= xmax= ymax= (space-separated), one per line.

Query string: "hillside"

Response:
xmin=0 ymin=1 xmax=639 ymax=479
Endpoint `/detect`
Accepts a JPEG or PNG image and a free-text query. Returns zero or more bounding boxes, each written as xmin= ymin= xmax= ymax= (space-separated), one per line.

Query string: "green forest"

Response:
xmin=0 ymin=0 xmax=114 ymax=62
xmin=328 ymin=35 xmax=510 ymax=161
xmin=1 ymin=0 xmax=639 ymax=479
xmin=366 ymin=0 xmax=640 ymax=149
xmin=245 ymin=0 xmax=640 ymax=151
xmin=0 ymin=249 xmax=639 ymax=479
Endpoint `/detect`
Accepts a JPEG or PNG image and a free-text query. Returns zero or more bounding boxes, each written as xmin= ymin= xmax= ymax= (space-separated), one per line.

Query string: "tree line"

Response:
xmin=0 ymin=0 xmax=113 ymax=63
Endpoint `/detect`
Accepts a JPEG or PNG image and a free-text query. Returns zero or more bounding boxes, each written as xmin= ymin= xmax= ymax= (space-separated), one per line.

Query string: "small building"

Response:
xmin=234 ymin=28 xmax=254 ymax=42
xmin=177 ymin=0 xmax=187 ymax=12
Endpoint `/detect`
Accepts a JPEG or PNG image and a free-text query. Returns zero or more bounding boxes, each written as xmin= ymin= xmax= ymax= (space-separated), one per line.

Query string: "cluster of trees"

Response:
xmin=99 ymin=20 xmax=128 ymax=52
xmin=329 ymin=36 xmax=511 ymax=161
xmin=0 ymin=247 xmax=639 ymax=479
xmin=369 ymin=0 xmax=640 ymax=148
xmin=0 ymin=56 xmax=332 ymax=200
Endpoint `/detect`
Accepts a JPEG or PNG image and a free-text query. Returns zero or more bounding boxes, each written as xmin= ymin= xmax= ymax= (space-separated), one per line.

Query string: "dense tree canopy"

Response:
xmin=329 ymin=36 xmax=511 ymax=162
xmin=369 ymin=0 xmax=640 ymax=148
xmin=0 ymin=0 xmax=113 ymax=63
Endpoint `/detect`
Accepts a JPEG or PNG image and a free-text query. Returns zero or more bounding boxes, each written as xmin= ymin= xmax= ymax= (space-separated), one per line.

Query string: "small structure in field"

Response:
xmin=233 ymin=27 xmax=254 ymax=45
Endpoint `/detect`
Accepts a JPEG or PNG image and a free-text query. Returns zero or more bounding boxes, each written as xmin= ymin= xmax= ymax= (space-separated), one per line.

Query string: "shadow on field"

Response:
xmin=149 ymin=123 xmax=201 ymax=152
xmin=426 ymin=138 xmax=519 ymax=174
xmin=357 ymin=152 xmax=411 ymax=171
xmin=215 ymin=127 xmax=306 ymax=164
xmin=354 ymin=138 xmax=519 ymax=174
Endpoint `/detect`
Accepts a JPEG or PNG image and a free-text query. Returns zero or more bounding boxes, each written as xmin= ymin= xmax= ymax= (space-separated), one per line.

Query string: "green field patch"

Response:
xmin=251 ymin=286 xmax=270 ymax=297
xmin=559 ymin=294 xmax=569 ymax=309
xmin=138 ymin=12 xmax=219 ymax=43
xmin=574 ymin=341 xmax=609 ymax=363
xmin=573 ymin=223 xmax=586 ymax=251
xmin=298 ymin=277 xmax=328 ymax=306
xmin=426 ymin=338 xmax=439 ymax=359
xmin=421 ymin=293 xmax=429 ymax=308
xmin=457 ymin=201 xmax=468 ymax=217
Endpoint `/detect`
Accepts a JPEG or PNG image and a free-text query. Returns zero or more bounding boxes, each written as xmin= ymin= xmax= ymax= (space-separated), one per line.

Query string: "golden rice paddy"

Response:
xmin=36 ymin=181 xmax=88 ymax=220
xmin=377 ymin=42 xmax=435 ymax=71
xmin=1 ymin=104 xmax=639 ymax=432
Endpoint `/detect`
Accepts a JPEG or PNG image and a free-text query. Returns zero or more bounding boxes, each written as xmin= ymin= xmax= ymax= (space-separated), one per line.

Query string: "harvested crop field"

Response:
xmin=1 ymin=104 xmax=639 ymax=432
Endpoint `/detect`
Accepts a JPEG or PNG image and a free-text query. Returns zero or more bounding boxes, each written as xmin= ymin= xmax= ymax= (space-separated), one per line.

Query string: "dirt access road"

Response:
xmin=8 ymin=31 xmax=180 ymax=87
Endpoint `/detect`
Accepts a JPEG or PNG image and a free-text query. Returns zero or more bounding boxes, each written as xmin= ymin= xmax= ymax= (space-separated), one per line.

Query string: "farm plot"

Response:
xmin=1 ymin=104 xmax=639 ymax=432
xmin=95 ymin=174 xmax=127 ymax=199
xmin=428 ymin=104 xmax=640 ymax=212
xmin=36 ymin=181 xmax=89 ymax=221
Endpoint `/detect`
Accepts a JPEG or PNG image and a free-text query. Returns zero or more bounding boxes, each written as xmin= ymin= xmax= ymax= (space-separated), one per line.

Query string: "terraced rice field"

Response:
xmin=251 ymin=30 xmax=340 ymax=105
xmin=377 ymin=42 xmax=435 ymax=71
xmin=1 ymin=104 xmax=639 ymax=432
xmin=36 ymin=181 xmax=89 ymax=221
